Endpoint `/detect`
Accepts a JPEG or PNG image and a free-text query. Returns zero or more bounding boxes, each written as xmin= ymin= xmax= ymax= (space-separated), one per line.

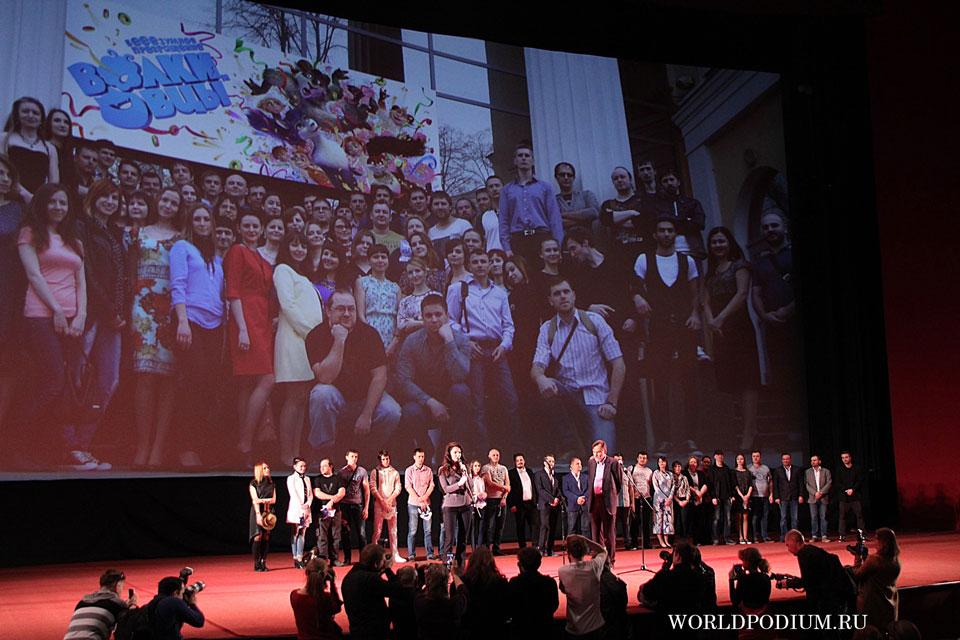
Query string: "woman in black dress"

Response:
xmin=249 ymin=461 xmax=277 ymax=572
xmin=733 ymin=453 xmax=754 ymax=544
xmin=42 ymin=109 xmax=73 ymax=190
xmin=703 ymin=227 xmax=760 ymax=450
xmin=1 ymin=97 xmax=59 ymax=197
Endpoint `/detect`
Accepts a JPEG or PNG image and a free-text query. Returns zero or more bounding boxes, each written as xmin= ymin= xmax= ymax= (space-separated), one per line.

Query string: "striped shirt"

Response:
xmin=64 ymin=590 xmax=129 ymax=640
xmin=533 ymin=310 xmax=623 ymax=405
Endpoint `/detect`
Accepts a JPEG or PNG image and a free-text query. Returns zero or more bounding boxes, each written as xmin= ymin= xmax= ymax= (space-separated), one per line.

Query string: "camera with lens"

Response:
xmin=179 ymin=566 xmax=205 ymax=595
xmin=846 ymin=529 xmax=868 ymax=560
xmin=771 ymin=572 xmax=801 ymax=590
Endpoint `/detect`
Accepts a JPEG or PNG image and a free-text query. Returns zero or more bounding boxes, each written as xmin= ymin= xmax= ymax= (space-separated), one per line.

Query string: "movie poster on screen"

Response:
xmin=62 ymin=0 xmax=440 ymax=191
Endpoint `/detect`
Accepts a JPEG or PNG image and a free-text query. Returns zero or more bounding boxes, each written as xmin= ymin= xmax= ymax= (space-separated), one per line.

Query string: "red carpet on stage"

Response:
xmin=3 ymin=532 xmax=959 ymax=640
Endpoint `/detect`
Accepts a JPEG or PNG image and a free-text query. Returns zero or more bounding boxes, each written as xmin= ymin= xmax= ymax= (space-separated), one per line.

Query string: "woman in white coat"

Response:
xmin=273 ymin=231 xmax=324 ymax=464
xmin=286 ymin=457 xmax=314 ymax=568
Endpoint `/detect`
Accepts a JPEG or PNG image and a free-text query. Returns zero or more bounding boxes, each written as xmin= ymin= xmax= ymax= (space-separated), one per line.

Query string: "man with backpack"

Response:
xmin=531 ymin=278 xmax=625 ymax=454
xmin=114 ymin=576 xmax=203 ymax=640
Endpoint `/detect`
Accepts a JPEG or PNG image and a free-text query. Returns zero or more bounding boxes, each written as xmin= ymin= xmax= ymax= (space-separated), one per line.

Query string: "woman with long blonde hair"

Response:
xmin=249 ymin=461 xmax=277 ymax=572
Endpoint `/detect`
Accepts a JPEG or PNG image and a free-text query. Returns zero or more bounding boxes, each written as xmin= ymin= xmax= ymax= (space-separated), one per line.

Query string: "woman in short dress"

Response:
xmin=703 ymin=227 xmax=760 ymax=450
xmin=129 ymin=187 xmax=182 ymax=467
xmin=356 ymin=244 xmax=401 ymax=356
xmin=273 ymin=230 xmax=324 ymax=463
xmin=225 ymin=212 xmax=276 ymax=464
xmin=249 ymin=461 xmax=277 ymax=572
xmin=734 ymin=453 xmax=754 ymax=544
xmin=652 ymin=456 xmax=675 ymax=548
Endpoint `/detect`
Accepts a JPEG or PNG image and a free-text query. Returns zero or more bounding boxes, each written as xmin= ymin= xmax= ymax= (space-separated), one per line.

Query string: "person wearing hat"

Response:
xmin=64 ymin=569 xmax=137 ymax=639
xmin=249 ymin=461 xmax=277 ymax=572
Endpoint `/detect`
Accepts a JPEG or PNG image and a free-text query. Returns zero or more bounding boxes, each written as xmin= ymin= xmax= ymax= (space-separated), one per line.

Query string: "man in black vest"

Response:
xmin=631 ymin=216 xmax=702 ymax=452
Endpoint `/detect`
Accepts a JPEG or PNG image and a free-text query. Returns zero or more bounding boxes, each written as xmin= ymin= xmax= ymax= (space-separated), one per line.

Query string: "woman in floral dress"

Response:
xmin=357 ymin=244 xmax=400 ymax=357
xmin=130 ymin=187 xmax=182 ymax=467
xmin=652 ymin=456 xmax=676 ymax=548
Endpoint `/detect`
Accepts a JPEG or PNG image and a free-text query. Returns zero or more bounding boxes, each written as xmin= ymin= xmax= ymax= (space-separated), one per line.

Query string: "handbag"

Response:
xmin=61 ymin=348 xmax=102 ymax=424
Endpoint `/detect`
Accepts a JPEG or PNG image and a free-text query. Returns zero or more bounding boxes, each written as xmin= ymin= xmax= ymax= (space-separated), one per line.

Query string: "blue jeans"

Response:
xmin=779 ymin=499 xmax=799 ymax=539
xmin=23 ymin=318 xmax=82 ymax=449
xmin=399 ymin=383 xmax=472 ymax=453
xmin=809 ymin=500 xmax=828 ymax=538
xmin=406 ymin=502 xmax=434 ymax=558
xmin=750 ymin=496 xmax=770 ymax=540
xmin=307 ymin=384 xmax=401 ymax=451
xmin=64 ymin=321 xmax=121 ymax=450
xmin=712 ymin=498 xmax=733 ymax=542
xmin=541 ymin=383 xmax=617 ymax=454
xmin=465 ymin=346 xmax=519 ymax=452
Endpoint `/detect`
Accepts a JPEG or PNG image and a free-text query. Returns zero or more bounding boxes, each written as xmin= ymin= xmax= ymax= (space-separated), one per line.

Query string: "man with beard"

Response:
xmin=751 ymin=210 xmax=802 ymax=394
xmin=599 ymin=166 xmax=652 ymax=265
xmin=658 ymin=168 xmax=706 ymax=260
xmin=427 ymin=191 xmax=472 ymax=257
xmin=632 ymin=217 xmax=702 ymax=454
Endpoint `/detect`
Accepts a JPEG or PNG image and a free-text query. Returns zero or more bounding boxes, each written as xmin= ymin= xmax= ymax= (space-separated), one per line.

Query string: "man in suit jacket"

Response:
xmin=587 ymin=439 xmax=623 ymax=563
xmin=771 ymin=452 xmax=805 ymax=541
xmin=562 ymin=456 xmax=591 ymax=536
xmin=535 ymin=454 xmax=562 ymax=555
xmin=804 ymin=455 xmax=833 ymax=542
xmin=507 ymin=453 xmax=539 ymax=548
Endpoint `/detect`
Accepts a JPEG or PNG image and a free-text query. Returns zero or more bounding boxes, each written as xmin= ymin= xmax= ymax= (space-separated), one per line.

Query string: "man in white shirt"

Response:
xmin=632 ymin=216 xmax=701 ymax=453
xmin=558 ymin=534 xmax=608 ymax=638
xmin=507 ymin=453 xmax=539 ymax=549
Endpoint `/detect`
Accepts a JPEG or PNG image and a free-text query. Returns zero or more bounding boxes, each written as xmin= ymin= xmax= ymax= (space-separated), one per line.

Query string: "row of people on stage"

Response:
xmin=2 ymin=93 xmax=802 ymax=474
xmin=248 ymin=443 xmax=868 ymax=574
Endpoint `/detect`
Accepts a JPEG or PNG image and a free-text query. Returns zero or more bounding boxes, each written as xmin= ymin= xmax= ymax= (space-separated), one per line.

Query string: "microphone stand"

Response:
xmin=636 ymin=493 xmax=657 ymax=574
xmin=559 ymin=499 xmax=568 ymax=565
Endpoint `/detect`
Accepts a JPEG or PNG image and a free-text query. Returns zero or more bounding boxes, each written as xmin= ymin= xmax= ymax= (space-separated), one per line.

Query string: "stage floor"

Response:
xmin=3 ymin=532 xmax=959 ymax=640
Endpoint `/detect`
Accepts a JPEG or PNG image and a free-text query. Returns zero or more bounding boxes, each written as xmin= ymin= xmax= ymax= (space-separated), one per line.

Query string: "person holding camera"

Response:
xmin=414 ymin=563 xmax=468 ymax=640
xmin=290 ymin=557 xmax=343 ymax=639
xmin=640 ymin=541 xmax=713 ymax=638
xmin=852 ymin=527 xmax=900 ymax=630
xmin=729 ymin=547 xmax=773 ymax=639
xmin=152 ymin=576 xmax=205 ymax=640
xmin=340 ymin=543 xmax=404 ymax=640
xmin=64 ymin=569 xmax=137 ymax=640
xmin=558 ymin=534 xmax=608 ymax=638
xmin=780 ymin=529 xmax=855 ymax=635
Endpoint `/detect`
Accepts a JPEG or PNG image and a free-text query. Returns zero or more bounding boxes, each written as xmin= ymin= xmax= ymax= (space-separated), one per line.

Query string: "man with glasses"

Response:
xmin=554 ymin=161 xmax=600 ymax=233
xmin=305 ymin=290 xmax=401 ymax=458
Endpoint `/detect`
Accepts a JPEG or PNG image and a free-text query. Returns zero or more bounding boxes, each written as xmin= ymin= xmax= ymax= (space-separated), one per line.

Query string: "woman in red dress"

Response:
xmin=225 ymin=211 xmax=276 ymax=463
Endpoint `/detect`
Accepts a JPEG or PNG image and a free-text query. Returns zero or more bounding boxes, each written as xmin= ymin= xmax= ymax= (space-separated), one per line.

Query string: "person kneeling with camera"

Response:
xmin=641 ymin=541 xmax=715 ymax=637
xmin=779 ymin=529 xmax=856 ymax=638
xmin=729 ymin=547 xmax=773 ymax=639
xmin=151 ymin=576 xmax=205 ymax=640
xmin=290 ymin=557 xmax=343 ymax=639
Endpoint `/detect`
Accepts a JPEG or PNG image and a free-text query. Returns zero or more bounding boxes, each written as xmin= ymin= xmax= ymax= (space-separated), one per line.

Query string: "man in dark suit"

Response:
xmin=563 ymin=456 xmax=591 ymax=536
xmin=507 ymin=547 xmax=560 ymax=636
xmin=708 ymin=450 xmax=736 ymax=545
xmin=507 ymin=453 xmax=539 ymax=548
xmin=771 ymin=452 xmax=804 ymax=541
xmin=586 ymin=439 xmax=623 ymax=563
xmin=534 ymin=453 xmax=562 ymax=555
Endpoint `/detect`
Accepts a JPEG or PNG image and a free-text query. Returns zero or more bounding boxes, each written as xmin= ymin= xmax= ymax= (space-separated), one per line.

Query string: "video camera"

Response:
xmin=772 ymin=572 xmax=802 ymax=590
xmin=846 ymin=529 xmax=868 ymax=560
xmin=179 ymin=567 xmax=205 ymax=595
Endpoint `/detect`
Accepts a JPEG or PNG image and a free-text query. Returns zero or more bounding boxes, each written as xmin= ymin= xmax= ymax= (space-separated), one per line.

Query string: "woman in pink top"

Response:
xmin=17 ymin=183 xmax=86 ymax=468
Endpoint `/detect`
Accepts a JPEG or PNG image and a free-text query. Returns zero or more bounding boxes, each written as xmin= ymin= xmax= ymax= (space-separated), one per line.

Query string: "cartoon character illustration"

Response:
xmin=296 ymin=116 xmax=356 ymax=190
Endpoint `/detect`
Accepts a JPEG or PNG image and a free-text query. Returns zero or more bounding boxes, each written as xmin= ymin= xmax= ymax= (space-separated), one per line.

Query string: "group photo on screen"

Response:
xmin=0 ymin=0 xmax=806 ymax=477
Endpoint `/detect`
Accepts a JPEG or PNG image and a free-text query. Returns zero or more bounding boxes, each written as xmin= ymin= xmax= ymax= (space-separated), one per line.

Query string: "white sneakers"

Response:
xmin=69 ymin=451 xmax=112 ymax=471
xmin=393 ymin=553 xmax=407 ymax=564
